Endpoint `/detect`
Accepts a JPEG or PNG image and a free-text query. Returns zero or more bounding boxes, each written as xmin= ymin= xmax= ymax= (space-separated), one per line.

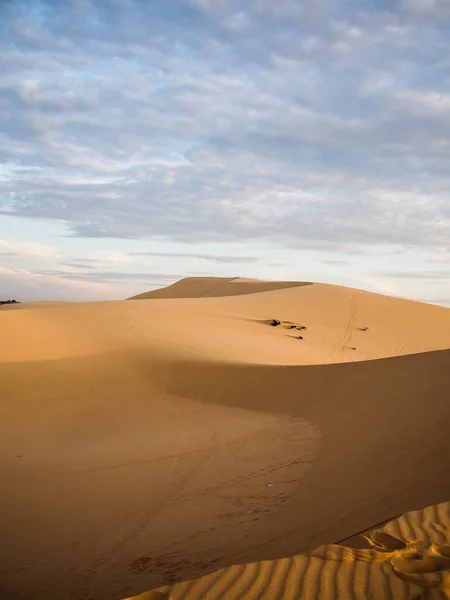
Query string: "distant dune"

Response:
xmin=128 ymin=277 xmax=311 ymax=299
xmin=0 ymin=277 xmax=449 ymax=600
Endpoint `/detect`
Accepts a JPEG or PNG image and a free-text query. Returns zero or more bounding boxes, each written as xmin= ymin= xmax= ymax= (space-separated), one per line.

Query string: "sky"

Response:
xmin=1 ymin=0 xmax=449 ymax=305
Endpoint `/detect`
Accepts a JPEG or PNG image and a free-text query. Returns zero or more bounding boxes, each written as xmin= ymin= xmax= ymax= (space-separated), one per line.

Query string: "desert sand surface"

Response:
xmin=129 ymin=501 xmax=450 ymax=600
xmin=0 ymin=277 xmax=449 ymax=600
xmin=0 ymin=300 xmax=71 ymax=310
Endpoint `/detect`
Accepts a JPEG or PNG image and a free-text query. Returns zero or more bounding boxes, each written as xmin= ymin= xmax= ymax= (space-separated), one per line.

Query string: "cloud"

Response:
xmin=59 ymin=261 xmax=98 ymax=270
xmin=320 ymin=258 xmax=352 ymax=265
xmin=0 ymin=239 xmax=57 ymax=258
xmin=411 ymin=294 xmax=450 ymax=308
xmin=427 ymin=255 xmax=450 ymax=264
xmin=359 ymin=276 xmax=401 ymax=298
xmin=0 ymin=265 xmax=122 ymax=302
xmin=382 ymin=270 xmax=450 ymax=279
xmin=401 ymin=0 xmax=450 ymax=17
xmin=0 ymin=0 xmax=449 ymax=255
xmin=130 ymin=252 xmax=260 ymax=263
xmin=34 ymin=268 xmax=183 ymax=285
xmin=430 ymin=297 xmax=450 ymax=307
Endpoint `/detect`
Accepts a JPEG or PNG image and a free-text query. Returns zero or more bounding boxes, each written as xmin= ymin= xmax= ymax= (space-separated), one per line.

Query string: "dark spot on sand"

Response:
xmin=269 ymin=319 xmax=281 ymax=327
xmin=131 ymin=557 xmax=152 ymax=572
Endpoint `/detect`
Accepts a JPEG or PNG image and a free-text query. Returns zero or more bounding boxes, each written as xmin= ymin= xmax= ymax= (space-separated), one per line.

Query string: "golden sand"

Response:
xmin=130 ymin=502 xmax=450 ymax=599
xmin=0 ymin=277 xmax=449 ymax=599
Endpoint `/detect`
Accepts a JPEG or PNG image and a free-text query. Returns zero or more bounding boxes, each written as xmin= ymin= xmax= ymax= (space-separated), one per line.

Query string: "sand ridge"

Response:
xmin=128 ymin=276 xmax=312 ymax=300
xmin=0 ymin=277 xmax=449 ymax=600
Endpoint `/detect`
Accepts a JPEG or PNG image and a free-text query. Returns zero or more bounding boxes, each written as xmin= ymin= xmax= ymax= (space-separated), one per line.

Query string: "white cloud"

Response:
xmin=0 ymin=238 xmax=57 ymax=258
xmin=360 ymin=276 xmax=401 ymax=297
xmin=91 ymin=250 xmax=134 ymax=264
xmin=0 ymin=265 xmax=121 ymax=302
xmin=1 ymin=0 xmax=450 ymax=302
xmin=393 ymin=89 xmax=450 ymax=115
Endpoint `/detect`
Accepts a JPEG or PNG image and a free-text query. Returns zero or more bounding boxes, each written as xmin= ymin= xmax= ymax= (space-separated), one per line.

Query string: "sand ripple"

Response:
xmin=129 ymin=501 xmax=450 ymax=600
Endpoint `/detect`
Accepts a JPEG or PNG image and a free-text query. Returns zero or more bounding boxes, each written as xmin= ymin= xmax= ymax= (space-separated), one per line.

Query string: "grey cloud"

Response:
xmin=62 ymin=258 xmax=102 ymax=264
xmin=400 ymin=0 xmax=450 ymax=18
xmin=130 ymin=252 xmax=260 ymax=263
xmin=35 ymin=269 xmax=183 ymax=284
xmin=59 ymin=261 xmax=98 ymax=269
xmin=432 ymin=297 xmax=450 ymax=307
xmin=1 ymin=0 xmax=450 ymax=251
xmin=382 ymin=270 xmax=450 ymax=279
xmin=427 ymin=256 xmax=450 ymax=264
xmin=413 ymin=295 xmax=450 ymax=308
xmin=0 ymin=267 xmax=118 ymax=302
xmin=320 ymin=258 xmax=352 ymax=265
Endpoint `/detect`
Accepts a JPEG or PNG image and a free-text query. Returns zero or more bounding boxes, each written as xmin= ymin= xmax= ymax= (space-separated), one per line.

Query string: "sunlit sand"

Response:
xmin=1 ymin=277 xmax=449 ymax=599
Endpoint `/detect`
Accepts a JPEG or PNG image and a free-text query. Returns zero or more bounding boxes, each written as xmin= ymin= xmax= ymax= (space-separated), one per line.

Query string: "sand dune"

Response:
xmin=3 ymin=279 xmax=449 ymax=365
xmin=0 ymin=278 xmax=449 ymax=600
xmin=128 ymin=276 xmax=311 ymax=300
xmin=132 ymin=502 xmax=450 ymax=600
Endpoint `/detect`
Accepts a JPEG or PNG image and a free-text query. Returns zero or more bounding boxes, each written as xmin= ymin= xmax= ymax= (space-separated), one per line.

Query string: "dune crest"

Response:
xmin=128 ymin=276 xmax=312 ymax=300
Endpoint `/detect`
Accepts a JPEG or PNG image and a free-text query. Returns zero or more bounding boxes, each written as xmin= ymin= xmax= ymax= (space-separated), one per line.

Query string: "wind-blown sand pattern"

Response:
xmin=0 ymin=278 xmax=449 ymax=600
xmin=130 ymin=502 xmax=450 ymax=599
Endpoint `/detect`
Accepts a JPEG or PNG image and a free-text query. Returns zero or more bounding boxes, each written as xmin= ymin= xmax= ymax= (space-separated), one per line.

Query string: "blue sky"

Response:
xmin=1 ymin=0 xmax=449 ymax=304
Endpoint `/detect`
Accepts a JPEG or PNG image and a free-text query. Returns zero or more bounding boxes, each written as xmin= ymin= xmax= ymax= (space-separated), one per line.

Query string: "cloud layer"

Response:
xmin=1 ymin=0 xmax=449 ymax=254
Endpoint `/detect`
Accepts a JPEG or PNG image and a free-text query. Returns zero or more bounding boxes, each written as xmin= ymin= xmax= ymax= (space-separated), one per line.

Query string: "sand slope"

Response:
xmin=133 ymin=501 xmax=450 ymax=600
xmin=0 ymin=278 xmax=449 ymax=600
xmin=3 ymin=279 xmax=449 ymax=365
xmin=0 ymin=300 xmax=71 ymax=311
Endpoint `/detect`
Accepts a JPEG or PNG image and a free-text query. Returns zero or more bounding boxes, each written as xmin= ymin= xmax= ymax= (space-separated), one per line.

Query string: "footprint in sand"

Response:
xmin=363 ymin=530 xmax=406 ymax=551
xmin=362 ymin=532 xmax=450 ymax=590
xmin=311 ymin=532 xmax=450 ymax=590
xmin=133 ymin=534 xmax=450 ymax=600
